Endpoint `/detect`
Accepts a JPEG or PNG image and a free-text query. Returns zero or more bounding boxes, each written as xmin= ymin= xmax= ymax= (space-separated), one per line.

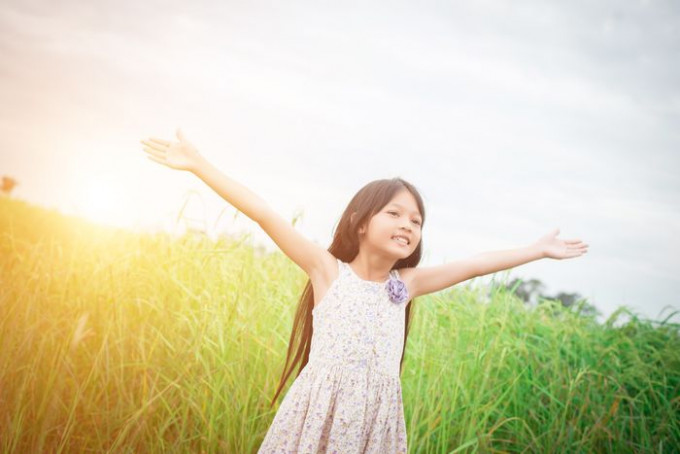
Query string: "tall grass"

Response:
xmin=1 ymin=196 xmax=678 ymax=453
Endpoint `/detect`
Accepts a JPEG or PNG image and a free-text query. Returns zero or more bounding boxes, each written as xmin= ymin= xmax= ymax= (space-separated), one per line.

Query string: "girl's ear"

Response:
xmin=351 ymin=212 xmax=366 ymax=236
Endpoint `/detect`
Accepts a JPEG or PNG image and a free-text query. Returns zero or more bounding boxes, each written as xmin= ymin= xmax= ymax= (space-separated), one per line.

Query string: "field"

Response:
xmin=1 ymin=196 xmax=679 ymax=453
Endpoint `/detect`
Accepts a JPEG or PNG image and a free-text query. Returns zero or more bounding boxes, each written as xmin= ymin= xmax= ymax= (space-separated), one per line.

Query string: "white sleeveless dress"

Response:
xmin=257 ymin=258 xmax=409 ymax=453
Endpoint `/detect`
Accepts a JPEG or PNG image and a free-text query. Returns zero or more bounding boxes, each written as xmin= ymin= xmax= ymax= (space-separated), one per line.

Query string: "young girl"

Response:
xmin=141 ymin=129 xmax=589 ymax=454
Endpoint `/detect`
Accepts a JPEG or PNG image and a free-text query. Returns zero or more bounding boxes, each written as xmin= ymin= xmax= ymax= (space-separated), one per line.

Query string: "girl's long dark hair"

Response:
xmin=269 ymin=177 xmax=426 ymax=409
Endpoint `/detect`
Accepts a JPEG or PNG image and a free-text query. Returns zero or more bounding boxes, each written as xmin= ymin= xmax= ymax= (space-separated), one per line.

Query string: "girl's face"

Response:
xmin=359 ymin=189 xmax=422 ymax=258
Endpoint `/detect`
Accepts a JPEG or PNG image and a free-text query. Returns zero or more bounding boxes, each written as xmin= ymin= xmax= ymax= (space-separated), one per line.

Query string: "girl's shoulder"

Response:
xmin=310 ymin=254 xmax=341 ymax=303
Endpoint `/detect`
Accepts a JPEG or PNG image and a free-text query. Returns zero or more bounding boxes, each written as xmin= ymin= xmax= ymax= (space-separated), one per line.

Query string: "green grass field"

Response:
xmin=1 ymin=196 xmax=678 ymax=453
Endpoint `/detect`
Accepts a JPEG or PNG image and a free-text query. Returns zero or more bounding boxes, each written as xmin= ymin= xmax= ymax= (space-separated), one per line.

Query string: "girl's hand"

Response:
xmin=534 ymin=228 xmax=589 ymax=260
xmin=141 ymin=128 xmax=204 ymax=172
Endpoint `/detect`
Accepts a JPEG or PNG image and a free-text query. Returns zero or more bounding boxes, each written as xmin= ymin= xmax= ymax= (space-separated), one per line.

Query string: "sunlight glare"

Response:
xmin=75 ymin=176 xmax=130 ymax=228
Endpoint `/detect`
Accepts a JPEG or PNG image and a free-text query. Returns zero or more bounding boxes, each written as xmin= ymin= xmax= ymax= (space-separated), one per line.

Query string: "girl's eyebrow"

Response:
xmin=388 ymin=203 xmax=422 ymax=217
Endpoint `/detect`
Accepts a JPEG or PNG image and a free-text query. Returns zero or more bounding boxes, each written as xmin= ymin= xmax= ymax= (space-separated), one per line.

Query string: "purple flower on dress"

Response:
xmin=386 ymin=276 xmax=409 ymax=304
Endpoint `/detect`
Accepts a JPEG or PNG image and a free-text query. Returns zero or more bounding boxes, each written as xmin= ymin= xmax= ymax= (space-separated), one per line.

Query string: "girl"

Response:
xmin=141 ymin=129 xmax=589 ymax=454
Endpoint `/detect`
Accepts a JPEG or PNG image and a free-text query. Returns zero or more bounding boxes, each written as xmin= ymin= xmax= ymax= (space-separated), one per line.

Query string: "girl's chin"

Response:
xmin=389 ymin=243 xmax=410 ymax=254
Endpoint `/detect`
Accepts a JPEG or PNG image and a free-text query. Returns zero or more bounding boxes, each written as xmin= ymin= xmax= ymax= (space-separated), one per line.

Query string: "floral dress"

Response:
xmin=257 ymin=258 xmax=410 ymax=454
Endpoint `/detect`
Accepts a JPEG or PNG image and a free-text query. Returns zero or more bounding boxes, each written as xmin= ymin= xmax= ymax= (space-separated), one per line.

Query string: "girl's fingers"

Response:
xmin=147 ymin=155 xmax=165 ymax=166
xmin=141 ymin=139 xmax=167 ymax=152
xmin=143 ymin=146 xmax=165 ymax=160
xmin=149 ymin=137 xmax=170 ymax=146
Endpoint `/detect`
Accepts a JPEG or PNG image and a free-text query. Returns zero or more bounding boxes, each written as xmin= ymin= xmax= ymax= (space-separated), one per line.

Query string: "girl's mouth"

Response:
xmin=392 ymin=236 xmax=409 ymax=246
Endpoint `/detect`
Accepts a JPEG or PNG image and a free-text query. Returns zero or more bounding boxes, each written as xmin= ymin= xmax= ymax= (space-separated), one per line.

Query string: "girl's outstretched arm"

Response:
xmin=141 ymin=129 xmax=332 ymax=279
xmin=405 ymin=228 xmax=588 ymax=299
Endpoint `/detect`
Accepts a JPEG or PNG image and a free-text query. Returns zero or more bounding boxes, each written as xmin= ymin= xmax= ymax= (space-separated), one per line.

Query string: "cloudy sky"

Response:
xmin=2 ymin=0 xmax=678 ymax=322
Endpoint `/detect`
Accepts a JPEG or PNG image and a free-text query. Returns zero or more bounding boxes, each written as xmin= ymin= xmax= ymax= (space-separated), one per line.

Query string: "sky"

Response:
xmin=1 ymin=0 xmax=678 ymax=322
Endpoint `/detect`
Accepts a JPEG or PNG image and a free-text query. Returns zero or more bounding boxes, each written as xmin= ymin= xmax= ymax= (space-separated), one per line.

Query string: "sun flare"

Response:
xmin=76 ymin=176 xmax=129 ymax=228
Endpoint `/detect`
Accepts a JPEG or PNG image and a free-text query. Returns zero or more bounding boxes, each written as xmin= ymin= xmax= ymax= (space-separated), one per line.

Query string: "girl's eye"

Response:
xmin=389 ymin=211 xmax=421 ymax=226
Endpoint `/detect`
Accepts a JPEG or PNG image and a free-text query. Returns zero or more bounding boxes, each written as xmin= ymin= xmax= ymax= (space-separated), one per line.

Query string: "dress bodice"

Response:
xmin=308 ymin=258 xmax=408 ymax=378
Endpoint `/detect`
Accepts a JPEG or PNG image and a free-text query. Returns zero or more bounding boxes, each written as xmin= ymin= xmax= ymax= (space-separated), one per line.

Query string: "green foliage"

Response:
xmin=1 ymin=197 xmax=679 ymax=453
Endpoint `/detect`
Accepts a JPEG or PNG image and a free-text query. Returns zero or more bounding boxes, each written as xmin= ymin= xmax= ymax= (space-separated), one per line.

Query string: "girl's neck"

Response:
xmin=349 ymin=254 xmax=396 ymax=282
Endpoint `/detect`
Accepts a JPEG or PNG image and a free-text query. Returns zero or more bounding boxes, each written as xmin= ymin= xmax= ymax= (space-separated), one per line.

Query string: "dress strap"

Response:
xmin=391 ymin=268 xmax=402 ymax=280
xmin=335 ymin=257 xmax=345 ymax=275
